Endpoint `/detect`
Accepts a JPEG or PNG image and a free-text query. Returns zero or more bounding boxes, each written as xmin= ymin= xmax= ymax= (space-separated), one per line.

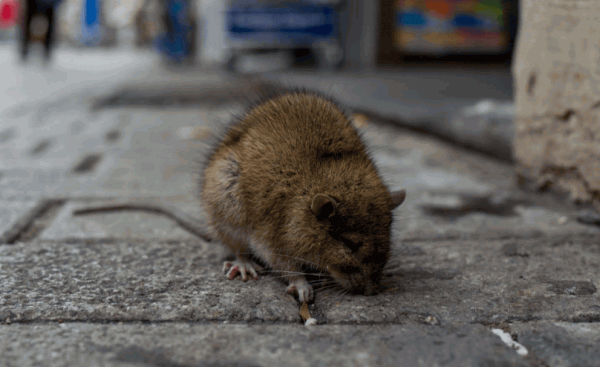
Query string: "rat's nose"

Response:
xmin=362 ymin=282 xmax=380 ymax=296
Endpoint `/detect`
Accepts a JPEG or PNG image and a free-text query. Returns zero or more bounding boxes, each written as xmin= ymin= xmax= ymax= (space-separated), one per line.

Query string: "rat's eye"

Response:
xmin=339 ymin=235 xmax=363 ymax=253
xmin=328 ymin=228 xmax=362 ymax=253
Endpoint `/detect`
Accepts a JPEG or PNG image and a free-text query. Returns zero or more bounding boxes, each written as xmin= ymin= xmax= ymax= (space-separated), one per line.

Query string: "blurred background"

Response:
xmin=0 ymin=0 xmax=520 ymax=189
xmin=0 ymin=0 xmax=519 ymax=70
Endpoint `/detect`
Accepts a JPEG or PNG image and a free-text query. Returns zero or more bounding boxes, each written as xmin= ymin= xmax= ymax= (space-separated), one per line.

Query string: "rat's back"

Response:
xmin=232 ymin=92 xmax=372 ymax=178
xmin=201 ymin=91 xmax=378 ymax=223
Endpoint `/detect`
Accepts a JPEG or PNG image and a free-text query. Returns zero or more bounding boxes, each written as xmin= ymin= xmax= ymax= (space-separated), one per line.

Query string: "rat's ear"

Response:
xmin=311 ymin=194 xmax=336 ymax=220
xmin=390 ymin=189 xmax=406 ymax=210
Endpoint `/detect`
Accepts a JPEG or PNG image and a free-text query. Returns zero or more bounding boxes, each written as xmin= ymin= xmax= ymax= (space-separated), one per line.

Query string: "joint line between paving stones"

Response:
xmin=2 ymin=319 xmax=567 ymax=327
xmin=3 ymin=199 xmax=65 ymax=244
xmin=3 ymin=320 xmax=312 ymax=326
xmin=0 ymin=320 xmax=424 ymax=326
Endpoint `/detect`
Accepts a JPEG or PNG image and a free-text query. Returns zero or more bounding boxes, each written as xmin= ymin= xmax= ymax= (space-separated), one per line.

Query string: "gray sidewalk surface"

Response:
xmin=1 ymin=47 xmax=599 ymax=366
xmin=261 ymin=66 xmax=515 ymax=160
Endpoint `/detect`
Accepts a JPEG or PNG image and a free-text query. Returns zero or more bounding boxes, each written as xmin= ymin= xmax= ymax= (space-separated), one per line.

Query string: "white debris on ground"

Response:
xmin=491 ymin=328 xmax=529 ymax=356
xmin=304 ymin=318 xmax=317 ymax=327
xmin=463 ymin=99 xmax=515 ymax=118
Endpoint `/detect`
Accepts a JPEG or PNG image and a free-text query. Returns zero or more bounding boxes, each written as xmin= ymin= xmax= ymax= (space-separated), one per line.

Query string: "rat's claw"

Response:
xmin=223 ymin=259 xmax=259 ymax=281
xmin=227 ymin=265 xmax=240 ymax=280
xmin=286 ymin=278 xmax=314 ymax=302
xmin=223 ymin=261 xmax=234 ymax=273
xmin=247 ymin=266 xmax=259 ymax=280
xmin=297 ymin=286 xmax=314 ymax=303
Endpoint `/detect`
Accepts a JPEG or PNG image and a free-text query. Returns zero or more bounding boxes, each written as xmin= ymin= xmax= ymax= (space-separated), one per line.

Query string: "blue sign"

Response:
xmin=226 ymin=4 xmax=336 ymax=45
xmin=80 ymin=0 xmax=102 ymax=46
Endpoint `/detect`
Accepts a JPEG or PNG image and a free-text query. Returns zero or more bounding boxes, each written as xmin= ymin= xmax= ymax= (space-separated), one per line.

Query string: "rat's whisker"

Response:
xmin=319 ymin=289 xmax=348 ymax=301
xmin=394 ymin=215 xmax=420 ymax=222
xmin=308 ymin=281 xmax=337 ymax=289
xmin=317 ymin=284 xmax=343 ymax=294
xmin=265 ymin=272 xmax=329 ymax=280
xmin=260 ymin=271 xmax=316 ymax=279
xmin=230 ymin=251 xmax=322 ymax=270
xmin=262 ymin=252 xmax=323 ymax=269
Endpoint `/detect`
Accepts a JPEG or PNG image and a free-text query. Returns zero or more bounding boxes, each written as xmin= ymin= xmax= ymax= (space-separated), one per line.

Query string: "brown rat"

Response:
xmin=200 ymin=89 xmax=405 ymax=302
xmin=74 ymin=89 xmax=406 ymax=303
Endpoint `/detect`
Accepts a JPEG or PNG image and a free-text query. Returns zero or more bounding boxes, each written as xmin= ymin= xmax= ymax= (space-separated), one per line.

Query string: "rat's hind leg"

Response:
xmin=202 ymin=150 xmax=259 ymax=281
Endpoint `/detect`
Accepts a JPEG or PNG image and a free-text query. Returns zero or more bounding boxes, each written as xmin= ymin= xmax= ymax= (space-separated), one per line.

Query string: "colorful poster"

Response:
xmin=394 ymin=0 xmax=507 ymax=54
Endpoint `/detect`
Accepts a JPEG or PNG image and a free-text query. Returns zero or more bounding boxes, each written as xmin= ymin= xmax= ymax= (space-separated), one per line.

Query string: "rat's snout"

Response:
xmin=362 ymin=284 xmax=377 ymax=296
xmin=360 ymin=277 xmax=384 ymax=296
xmin=330 ymin=267 xmax=383 ymax=296
xmin=347 ymin=279 xmax=381 ymax=296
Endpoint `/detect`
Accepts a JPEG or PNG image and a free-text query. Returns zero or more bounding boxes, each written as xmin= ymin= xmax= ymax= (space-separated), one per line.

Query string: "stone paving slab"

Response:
xmin=363 ymin=122 xmax=600 ymax=241
xmin=0 ymin=323 xmax=528 ymax=367
xmin=511 ymin=322 xmax=600 ymax=367
xmin=0 ymin=241 xmax=298 ymax=323
xmin=0 ymin=109 xmax=98 ymax=171
xmin=314 ymin=235 xmax=600 ymax=325
xmin=0 ymin=169 xmax=127 ymax=200
xmin=0 ymin=47 xmax=157 ymax=118
xmin=391 ymin=191 xmax=599 ymax=241
xmin=0 ymin=107 xmax=226 ymax=201
xmin=1 ymin=235 xmax=598 ymax=325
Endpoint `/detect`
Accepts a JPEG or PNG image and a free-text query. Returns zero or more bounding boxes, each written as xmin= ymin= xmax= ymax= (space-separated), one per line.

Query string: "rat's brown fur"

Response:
xmin=200 ymin=89 xmax=405 ymax=302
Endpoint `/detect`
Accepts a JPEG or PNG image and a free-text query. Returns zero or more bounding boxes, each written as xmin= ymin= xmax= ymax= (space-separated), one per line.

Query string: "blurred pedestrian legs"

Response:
xmin=20 ymin=0 xmax=61 ymax=63
xmin=156 ymin=0 xmax=195 ymax=64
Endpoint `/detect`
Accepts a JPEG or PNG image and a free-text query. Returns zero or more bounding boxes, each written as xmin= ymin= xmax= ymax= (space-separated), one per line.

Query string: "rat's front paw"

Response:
xmin=286 ymin=278 xmax=314 ymax=302
xmin=223 ymin=259 xmax=259 ymax=281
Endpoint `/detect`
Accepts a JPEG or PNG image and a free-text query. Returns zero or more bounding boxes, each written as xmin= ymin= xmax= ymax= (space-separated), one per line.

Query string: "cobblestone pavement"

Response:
xmin=1 ymin=47 xmax=599 ymax=366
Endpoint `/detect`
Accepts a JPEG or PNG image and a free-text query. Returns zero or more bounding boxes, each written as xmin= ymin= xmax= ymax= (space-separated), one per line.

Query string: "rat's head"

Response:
xmin=288 ymin=180 xmax=406 ymax=296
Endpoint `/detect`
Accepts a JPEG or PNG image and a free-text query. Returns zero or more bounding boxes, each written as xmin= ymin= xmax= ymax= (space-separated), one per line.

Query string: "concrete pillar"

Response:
xmin=197 ymin=0 xmax=227 ymax=64
xmin=513 ymin=0 xmax=600 ymax=211
xmin=341 ymin=0 xmax=379 ymax=70
xmin=358 ymin=0 xmax=379 ymax=69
